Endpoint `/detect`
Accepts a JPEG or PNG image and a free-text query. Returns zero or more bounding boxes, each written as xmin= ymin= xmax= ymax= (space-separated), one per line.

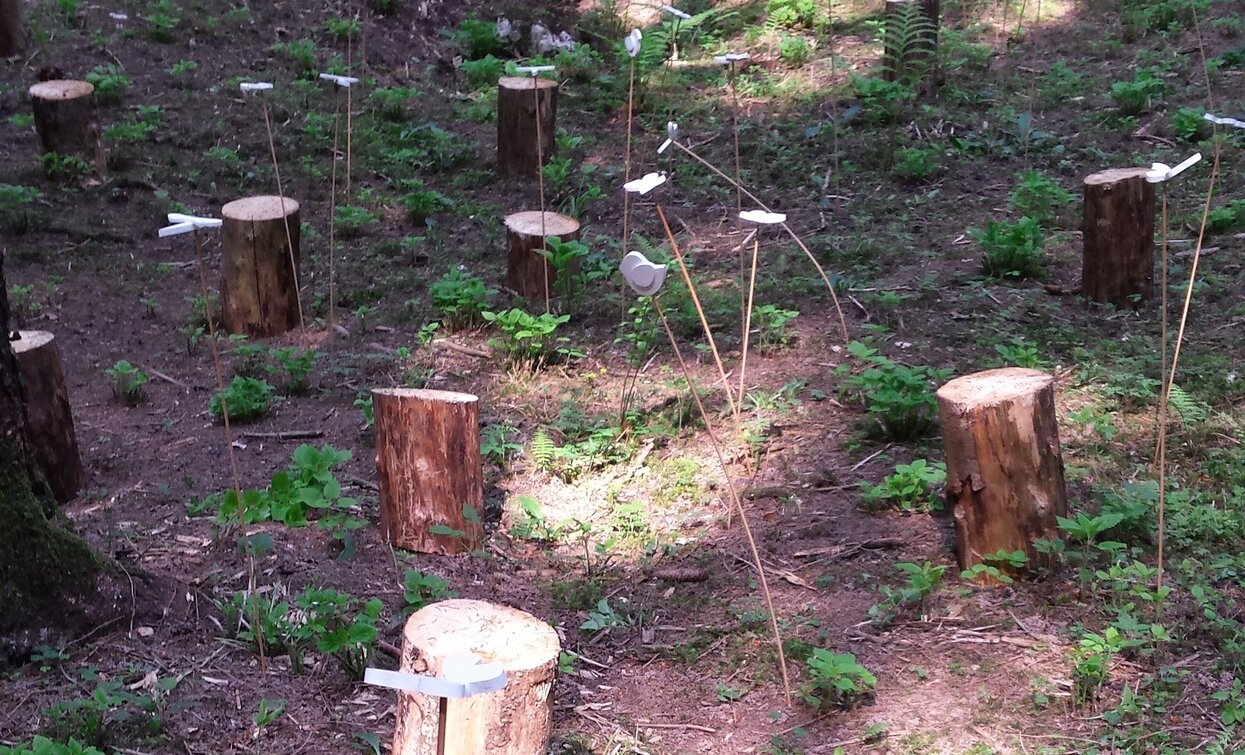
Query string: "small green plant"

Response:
xmin=142 ymin=0 xmax=179 ymax=42
xmin=403 ymin=569 xmax=455 ymax=613
xmin=480 ymin=424 xmax=522 ymax=468
xmin=268 ymin=347 xmax=317 ymax=394
xmin=839 ymin=341 xmax=950 ymax=441
xmin=766 ymin=0 xmax=819 ymax=28
xmin=272 ymin=38 xmax=318 ymax=76
xmin=801 ymin=649 xmax=876 ymax=709
xmin=0 ymin=184 xmax=44 ymax=234
xmin=1008 ymin=171 xmax=1075 ymax=227
xmin=252 ymin=699 xmax=285 ymax=734
xmin=41 ymin=152 xmax=92 ymax=182
xmin=850 ymin=76 xmax=916 ymax=125
xmin=400 ymin=179 xmax=453 ymax=226
xmin=581 ymin=598 xmax=629 ymax=631
xmin=168 ymin=59 xmax=198 ymax=78
xmin=354 ymin=392 xmax=374 ymax=429
xmin=481 ymin=308 xmax=577 ymax=366
xmin=862 ymin=459 xmax=946 ymax=513
xmin=1213 ymin=678 xmax=1245 ymax=725
xmin=105 ymin=360 xmax=148 ymax=406
xmin=103 ymin=105 xmax=162 ymax=143
xmin=971 ymin=216 xmax=1044 ymax=279
xmin=993 ymin=336 xmax=1049 ymax=369
xmin=753 ymin=305 xmax=799 ymax=353
xmin=324 ymin=16 xmax=361 ymax=40
xmin=449 ymin=18 xmax=506 ymax=59
xmin=333 ymin=205 xmax=377 ymax=238
xmin=534 ymin=236 xmax=590 ymax=301
xmin=41 ymin=669 xmax=176 ymax=750
xmin=85 ymin=64 xmax=131 ymax=104
xmin=869 ymin=561 xmax=948 ymax=624
xmin=293 ymin=587 xmax=382 ymax=679
xmin=460 ymin=55 xmax=506 ymax=90
xmin=893 ymin=146 xmax=939 ymax=181
xmin=1108 ymin=69 xmax=1168 ymax=115
xmin=210 ymin=376 xmax=274 ymax=422
xmin=0 ymin=737 xmax=106 ymax=754
xmin=429 ymin=270 xmax=496 ymax=327
xmin=779 ymin=35 xmax=813 ymax=67
xmin=1171 ymin=107 xmax=1209 ymax=142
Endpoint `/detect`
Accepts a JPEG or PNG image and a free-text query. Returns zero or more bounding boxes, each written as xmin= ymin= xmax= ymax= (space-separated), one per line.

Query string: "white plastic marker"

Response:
xmin=658 ymin=121 xmax=678 ymax=154
xmin=623 ymin=172 xmax=667 ymax=195
xmin=620 ymin=251 xmax=668 ymax=296
xmin=319 ymin=73 xmax=359 ymax=88
xmin=625 ymin=29 xmax=642 ymax=58
xmin=662 ymin=5 xmax=692 ymax=19
xmin=1204 ymin=113 xmax=1245 ymax=129
xmin=739 ymin=209 xmax=787 ymax=224
xmin=364 ymin=652 xmax=507 ymax=699
xmin=515 ymin=65 xmax=555 ymax=77
xmin=714 ymin=52 xmax=751 ymax=65
xmin=1146 ymin=153 xmax=1202 ymax=184
xmin=159 ymin=212 xmax=222 ymax=238
xmin=239 ymin=82 xmax=273 ymax=93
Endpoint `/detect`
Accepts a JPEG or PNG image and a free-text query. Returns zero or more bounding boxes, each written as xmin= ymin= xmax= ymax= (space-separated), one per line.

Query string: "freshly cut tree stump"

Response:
xmin=497 ymin=76 xmax=558 ymax=179
xmin=882 ymin=0 xmax=939 ymax=89
xmin=1082 ymin=167 xmax=1155 ymax=307
xmin=12 ymin=331 xmax=84 ymax=504
xmin=29 ymin=80 xmax=106 ymax=181
xmin=220 ymin=196 xmax=302 ymax=338
xmin=373 ymin=388 xmax=483 ymax=555
xmin=393 ymin=599 xmax=561 ymax=755
xmin=936 ymin=368 xmax=1067 ymax=581
xmin=503 ymin=211 xmax=580 ymax=302
xmin=0 ymin=0 xmax=27 ymax=58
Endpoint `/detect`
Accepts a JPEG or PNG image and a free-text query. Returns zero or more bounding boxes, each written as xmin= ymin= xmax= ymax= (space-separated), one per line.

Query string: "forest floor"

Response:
xmin=2 ymin=0 xmax=1245 ymax=753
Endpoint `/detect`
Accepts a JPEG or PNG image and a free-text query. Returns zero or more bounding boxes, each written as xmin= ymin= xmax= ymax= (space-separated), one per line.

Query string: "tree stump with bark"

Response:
xmin=503 ymin=211 xmax=580 ymax=302
xmin=12 ymin=331 xmax=83 ymax=504
xmin=936 ymin=368 xmax=1067 ymax=581
xmin=1082 ymin=167 xmax=1155 ymax=307
xmin=0 ymin=0 xmax=26 ymax=58
xmin=882 ymin=0 xmax=939 ymax=91
xmin=497 ymin=76 xmax=558 ymax=179
xmin=373 ymin=388 xmax=483 ymax=555
xmin=393 ymin=599 xmax=561 ymax=755
xmin=29 ymin=80 xmax=107 ymax=182
xmin=220 ymin=196 xmax=302 ymax=338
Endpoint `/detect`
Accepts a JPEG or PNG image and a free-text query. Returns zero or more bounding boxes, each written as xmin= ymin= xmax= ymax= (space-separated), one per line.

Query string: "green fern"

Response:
xmin=530 ymin=428 xmax=558 ymax=473
xmin=881 ymin=0 xmax=937 ymax=89
xmin=1166 ymin=384 xmax=1209 ymax=426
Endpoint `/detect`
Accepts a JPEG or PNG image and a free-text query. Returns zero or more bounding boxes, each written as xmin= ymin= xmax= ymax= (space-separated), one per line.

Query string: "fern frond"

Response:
xmin=530 ymin=428 xmax=558 ymax=472
xmin=881 ymin=0 xmax=937 ymax=87
xmin=1167 ymin=384 xmax=1209 ymax=426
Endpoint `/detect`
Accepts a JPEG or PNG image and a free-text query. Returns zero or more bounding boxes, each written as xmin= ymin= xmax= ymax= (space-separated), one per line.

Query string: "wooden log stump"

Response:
xmin=220 ymin=196 xmax=302 ymax=338
xmin=497 ymin=76 xmax=558 ymax=179
xmin=503 ymin=211 xmax=580 ymax=302
xmin=374 ymin=388 xmax=483 ymax=555
xmin=29 ymin=80 xmax=107 ymax=182
xmin=882 ymin=0 xmax=939 ymax=90
xmin=936 ymin=368 xmax=1067 ymax=581
xmin=12 ymin=331 xmax=84 ymax=504
xmin=394 ymin=599 xmax=560 ymax=755
xmin=0 ymin=0 xmax=27 ymax=58
xmin=1082 ymin=167 xmax=1155 ymax=307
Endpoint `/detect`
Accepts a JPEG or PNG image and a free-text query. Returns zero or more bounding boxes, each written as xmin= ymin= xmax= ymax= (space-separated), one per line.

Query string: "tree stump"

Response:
xmin=220 ymin=196 xmax=302 ymax=338
xmin=393 ymin=599 xmax=561 ymax=755
xmin=497 ymin=76 xmax=558 ymax=179
xmin=0 ymin=0 xmax=26 ymax=58
xmin=936 ymin=368 xmax=1067 ymax=581
xmin=882 ymin=0 xmax=939 ymax=90
xmin=12 ymin=331 xmax=84 ymax=504
xmin=29 ymin=80 xmax=107 ymax=182
xmin=373 ymin=388 xmax=483 ymax=555
xmin=503 ymin=211 xmax=580 ymax=302
xmin=1082 ymin=167 xmax=1155 ymax=308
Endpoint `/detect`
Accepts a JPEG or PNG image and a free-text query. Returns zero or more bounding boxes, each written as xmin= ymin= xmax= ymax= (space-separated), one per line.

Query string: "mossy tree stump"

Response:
xmin=12 ymin=331 xmax=83 ymax=504
xmin=220 ymin=196 xmax=302 ymax=338
xmin=29 ymin=80 xmax=107 ymax=182
xmin=1082 ymin=167 xmax=1155 ymax=308
xmin=497 ymin=76 xmax=558 ymax=180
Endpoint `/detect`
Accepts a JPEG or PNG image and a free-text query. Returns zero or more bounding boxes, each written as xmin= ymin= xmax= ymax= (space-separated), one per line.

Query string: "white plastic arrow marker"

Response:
xmin=658 ymin=121 xmax=678 ymax=154
xmin=662 ymin=5 xmax=691 ymax=19
xmin=319 ymin=73 xmax=359 ymax=88
xmin=714 ymin=52 xmax=751 ymax=64
xmin=1145 ymin=153 xmax=1202 ymax=184
xmin=240 ymin=82 xmax=273 ymax=93
xmin=621 ymin=251 xmax=668 ymax=296
xmin=516 ymin=65 xmax=555 ymax=76
xmin=1204 ymin=112 xmax=1245 ymax=129
xmin=364 ymin=652 xmax=507 ymax=700
xmin=625 ymin=29 xmax=642 ymax=58
xmin=623 ymin=172 xmax=667 ymax=195
xmin=739 ymin=209 xmax=787 ymax=225
xmin=159 ymin=213 xmax=222 ymax=237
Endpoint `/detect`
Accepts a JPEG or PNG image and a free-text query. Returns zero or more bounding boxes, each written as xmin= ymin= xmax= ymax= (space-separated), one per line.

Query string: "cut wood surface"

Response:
xmin=29 ymin=80 xmax=106 ymax=181
xmin=503 ymin=210 xmax=580 ymax=301
xmin=13 ymin=331 xmax=84 ymax=504
xmin=497 ymin=76 xmax=558 ymax=179
xmin=393 ymin=599 xmax=561 ymax=755
xmin=1082 ymin=167 xmax=1155 ymax=307
xmin=937 ymin=368 xmax=1067 ymax=580
xmin=373 ymin=388 xmax=483 ymax=555
xmin=220 ymin=196 xmax=301 ymax=337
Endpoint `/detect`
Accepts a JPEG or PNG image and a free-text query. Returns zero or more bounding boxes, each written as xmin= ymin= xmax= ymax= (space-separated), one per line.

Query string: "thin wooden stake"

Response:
xmin=257 ymin=97 xmax=305 ymax=333
xmin=533 ymin=77 xmax=551 ymax=314
xmin=738 ymin=236 xmax=760 ymax=405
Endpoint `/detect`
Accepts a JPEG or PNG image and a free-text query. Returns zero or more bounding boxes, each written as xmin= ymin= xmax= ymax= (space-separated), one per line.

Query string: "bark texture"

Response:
xmin=0 ymin=0 xmax=26 ymax=58
xmin=220 ymin=196 xmax=302 ymax=337
xmin=1082 ymin=167 xmax=1155 ymax=307
xmin=374 ymin=388 xmax=483 ymax=555
xmin=936 ymin=368 xmax=1067 ymax=581
xmin=13 ymin=331 xmax=84 ymax=504
xmin=393 ymin=599 xmax=560 ymax=755
xmin=29 ymin=80 xmax=107 ymax=181
xmin=497 ymin=76 xmax=558 ymax=179
xmin=503 ymin=211 xmax=580 ymax=301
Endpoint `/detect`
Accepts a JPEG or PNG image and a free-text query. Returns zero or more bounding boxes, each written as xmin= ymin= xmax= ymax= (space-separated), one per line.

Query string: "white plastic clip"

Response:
xmin=159 ymin=212 xmax=223 ymax=238
xmin=624 ymin=29 xmax=642 ymax=58
xmin=662 ymin=5 xmax=692 ymax=20
xmin=657 ymin=121 xmax=678 ymax=154
xmin=739 ymin=209 xmax=787 ymax=225
xmin=714 ymin=52 xmax=751 ymax=65
xmin=1145 ymin=153 xmax=1202 ymax=184
xmin=239 ymin=82 xmax=273 ymax=93
xmin=363 ymin=652 xmax=507 ymax=699
xmin=319 ymin=73 xmax=359 ymax=88
xmin=515 ymin=65 xmax=555 ymax=77
xmin=621 ymin=251 xmax=668 ymax=296
xmin=1204 ymin=113 xmax=1245 ymax=130
xmin=623 ymin=172 xmax=667 ymax=195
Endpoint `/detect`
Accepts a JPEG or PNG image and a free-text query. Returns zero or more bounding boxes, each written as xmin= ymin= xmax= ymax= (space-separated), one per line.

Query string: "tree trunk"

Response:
xmin=936 ymin=368 xmax=1067 ymax=582
xmin=0 ymin=253 xmax=117 ymax=665
xmin=1082 ymin=167 xmax=1155 ymax=307
xmin=0 ymin=0 xmax=26 ymax=58
xmin=393 ymin=599 xmax=560 ymax=755
xmin=497 ymin=76 xmax=558 ymax=180
xmin=220 ymin=196 xmax=302 ymax=338
xmin=29 ymin=80 xmax=107 ymax=183
xmin=374 ymin=388 xmax=484 ymax=555
xmin=12 ymin=331 xmax=84 ymax=504
xmin=503 ymin=211 xmax=580 ymax=302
